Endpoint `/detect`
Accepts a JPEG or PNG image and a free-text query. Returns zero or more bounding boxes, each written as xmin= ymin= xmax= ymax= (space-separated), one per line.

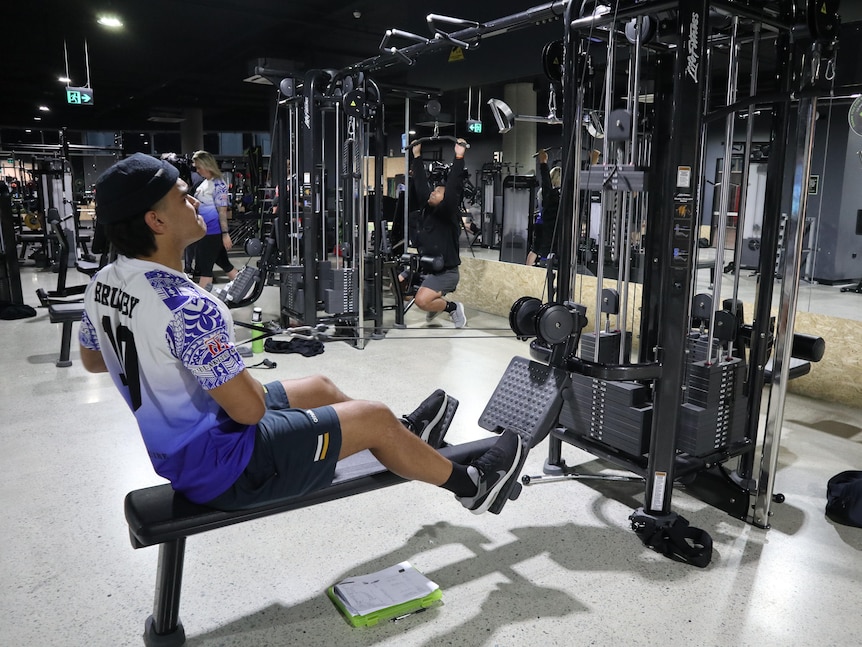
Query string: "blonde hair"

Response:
xmin=549 ymin=166 xmax=562 ymax=189
xmin=192 ymin=150 xmax=223 ymax=180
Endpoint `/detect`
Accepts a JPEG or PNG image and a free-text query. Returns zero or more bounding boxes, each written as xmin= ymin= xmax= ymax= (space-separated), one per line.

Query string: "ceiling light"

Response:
xmin=58 ymin=76 xmax=71 ymax=84
xmin=97 ymin=15 xmax=123 ymax=29
xmin=34 ymin=117 xmax=42 ymax=121
xmin=38 ymin=105 xmax=50 ymax=112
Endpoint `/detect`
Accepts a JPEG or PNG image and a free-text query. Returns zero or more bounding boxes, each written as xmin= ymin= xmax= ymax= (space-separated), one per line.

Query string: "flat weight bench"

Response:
xmin=124 ymin=355 xmax=569 ymax=646
xmin=127 ymin=439 xmax=495 ymax=647
xmin=48 ymin=302 xmax=84 ymax=367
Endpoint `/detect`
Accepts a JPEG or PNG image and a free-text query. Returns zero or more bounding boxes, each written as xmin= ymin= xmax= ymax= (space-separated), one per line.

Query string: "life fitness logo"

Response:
xmin=685 ymin=11 xmax=700 ymax=83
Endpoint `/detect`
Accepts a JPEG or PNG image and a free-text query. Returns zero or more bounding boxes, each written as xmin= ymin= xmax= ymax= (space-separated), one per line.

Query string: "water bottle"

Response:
xmin=251 ymin=307 xmax=264 ymax=354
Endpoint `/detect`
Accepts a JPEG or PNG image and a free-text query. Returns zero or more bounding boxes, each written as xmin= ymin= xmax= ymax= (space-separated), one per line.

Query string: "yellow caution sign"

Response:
xmin=448 ymin=46 xmax=465 ymax=62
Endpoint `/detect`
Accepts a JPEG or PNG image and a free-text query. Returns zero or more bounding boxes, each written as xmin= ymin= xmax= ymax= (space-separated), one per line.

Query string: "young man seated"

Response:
xmin=79 ymin=153 xmax=521 ymax=514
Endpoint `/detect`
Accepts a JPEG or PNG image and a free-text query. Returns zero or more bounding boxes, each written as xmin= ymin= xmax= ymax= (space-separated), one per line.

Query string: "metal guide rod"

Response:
xmin=752 ymin=94 xmax=819 ymax=527
xmin=730 ymin=22 xmax=761 ymax=324
xmin=592 ymin=25 xmax=616 ymax=362
xmin=352 ymin=115 xmax=367 ymax=350
xmin=707 ymin=16 xmax=740 ymax=364
xmin=617 ymin=17 xmax=646 ymax=364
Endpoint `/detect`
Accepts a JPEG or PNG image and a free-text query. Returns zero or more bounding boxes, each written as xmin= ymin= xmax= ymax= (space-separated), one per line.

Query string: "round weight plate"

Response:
xmin=542 ymin=40 xmax=564 ymax=83
xmin=509 ymin=296 xmax=541 ymax=338
xmin=344 ymin=89 xmax=366 ymax=119
xmin=23 ymin=213 xmax=41 ymax=230
xmin=535 ymin=303 xmax=573 ymax=346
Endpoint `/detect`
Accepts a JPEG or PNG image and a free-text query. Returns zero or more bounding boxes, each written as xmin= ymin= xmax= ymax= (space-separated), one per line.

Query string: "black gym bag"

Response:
xmin=825 ymin=471 xmax=862 ymax=527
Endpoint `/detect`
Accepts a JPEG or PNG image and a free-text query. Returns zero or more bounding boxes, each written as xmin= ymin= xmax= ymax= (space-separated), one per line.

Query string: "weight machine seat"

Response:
xmin=763 ymin=356 xmax=811 ymax=384
xmin=125 ymin=437 xmax=496 ymax=550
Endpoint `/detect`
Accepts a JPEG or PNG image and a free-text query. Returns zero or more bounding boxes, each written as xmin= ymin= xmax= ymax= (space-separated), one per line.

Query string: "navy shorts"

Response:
xmin=205 ymin=381 xmax=342 ymax=510
xmin=420 ymin=267 xmax=459 ymax=295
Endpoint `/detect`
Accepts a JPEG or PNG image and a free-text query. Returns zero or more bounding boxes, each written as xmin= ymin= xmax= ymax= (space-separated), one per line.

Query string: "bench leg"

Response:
xmin=57 ymin=321 xmax=73 ymax=368
xmin=144 ymin=538 xmax=186 ymax=647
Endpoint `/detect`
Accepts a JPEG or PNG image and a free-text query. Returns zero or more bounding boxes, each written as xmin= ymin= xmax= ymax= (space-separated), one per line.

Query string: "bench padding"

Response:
xmin=125 ymin=437 xmax=496 ymax=549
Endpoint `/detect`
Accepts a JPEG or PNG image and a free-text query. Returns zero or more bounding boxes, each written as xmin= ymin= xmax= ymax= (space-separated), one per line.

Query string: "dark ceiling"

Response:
xmin=2 ymin=0 xmax=561 ymax=135
xmin=3 ymin=1 xmax=862 ymax=138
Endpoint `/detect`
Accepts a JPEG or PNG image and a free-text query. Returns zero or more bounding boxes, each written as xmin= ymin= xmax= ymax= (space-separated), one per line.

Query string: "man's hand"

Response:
xmin=411 ymin=140 xmax=422 ymax=158
xmin=537 ymin=149 xmax=549 ymax=165
xmin=455 ymin=138 xmax=468 ymax=159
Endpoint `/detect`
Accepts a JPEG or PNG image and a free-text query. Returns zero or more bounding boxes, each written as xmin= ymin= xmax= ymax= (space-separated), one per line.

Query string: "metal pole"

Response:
xmin=751 ymin=94 xmax=818 ymax=527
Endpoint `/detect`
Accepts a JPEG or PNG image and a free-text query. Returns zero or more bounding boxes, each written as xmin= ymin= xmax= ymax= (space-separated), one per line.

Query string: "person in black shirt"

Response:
xmin=409 ymin=139 xmax=468 ymax=328
xmin=527 ymin=148 xmax=561 ymax=267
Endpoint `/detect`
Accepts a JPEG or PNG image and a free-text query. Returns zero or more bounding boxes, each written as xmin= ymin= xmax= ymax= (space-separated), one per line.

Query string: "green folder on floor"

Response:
xmin=327 ymin=561 xmax=442 ymax=627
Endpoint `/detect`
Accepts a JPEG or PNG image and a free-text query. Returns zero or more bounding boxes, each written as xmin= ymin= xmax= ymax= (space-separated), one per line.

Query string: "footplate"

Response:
xmin=478 ymin=356 xmax=569 ymax=515
xmin=478 ymin=356 xmax=569 ymax=448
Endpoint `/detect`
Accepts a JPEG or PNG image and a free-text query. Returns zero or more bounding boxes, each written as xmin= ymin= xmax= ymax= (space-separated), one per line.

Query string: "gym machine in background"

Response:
xmin=252 ymin=0 xmax=841 ymax=564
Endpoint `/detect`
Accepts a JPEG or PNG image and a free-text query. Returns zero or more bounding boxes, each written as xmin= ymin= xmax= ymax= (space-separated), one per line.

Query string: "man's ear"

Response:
xmin=144 ymin=209 xmax=166 ymax=234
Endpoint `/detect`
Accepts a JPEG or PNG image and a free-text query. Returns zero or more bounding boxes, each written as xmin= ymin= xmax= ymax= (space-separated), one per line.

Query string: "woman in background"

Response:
xmin=192 ymin=150 xmax=237 ymax=290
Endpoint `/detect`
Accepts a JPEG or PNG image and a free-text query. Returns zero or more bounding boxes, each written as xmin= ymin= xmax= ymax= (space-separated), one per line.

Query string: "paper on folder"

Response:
xmin=332 ymin=561 xmax=439 ymax=616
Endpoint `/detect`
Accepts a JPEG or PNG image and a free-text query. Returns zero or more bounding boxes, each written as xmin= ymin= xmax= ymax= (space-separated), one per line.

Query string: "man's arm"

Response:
xmin=208 ymin=370 xmax=267 ymax=426
xmin=410 ymin=142 xmax=432 ymax=204
xmin=441 ymin=140 xmax=467 ymax=215
xmin=80 ymin=346 xmax=108 ymax=373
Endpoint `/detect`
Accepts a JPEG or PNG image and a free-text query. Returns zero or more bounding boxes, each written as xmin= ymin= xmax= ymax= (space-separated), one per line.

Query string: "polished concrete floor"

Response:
xmin=3 ymin=260 xmax=862 ymax=647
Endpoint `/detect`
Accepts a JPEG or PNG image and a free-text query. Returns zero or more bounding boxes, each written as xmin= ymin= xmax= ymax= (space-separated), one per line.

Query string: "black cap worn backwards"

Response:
xmin=95 ymin=153 xmax=179 ymax=225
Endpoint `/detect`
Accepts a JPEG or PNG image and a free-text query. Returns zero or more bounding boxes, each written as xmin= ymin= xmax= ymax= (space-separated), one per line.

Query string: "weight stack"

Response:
xmin=687 ymin=331 xmax=721 ymax=363
xmin=677 ymin=357 xmax=748 ymax=456
xmin=324 ymin=267 xmax=355 ymax=315
xmin=579 ymin=330 xmax=633 ymax=364
xmin=560 ymin=373 xmax=652 ymax=457
xmin=281 ymin=271 xmax=303 ymax=317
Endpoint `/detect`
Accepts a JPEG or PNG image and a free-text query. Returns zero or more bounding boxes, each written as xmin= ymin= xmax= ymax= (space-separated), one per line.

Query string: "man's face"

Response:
xmin=155 ymin=180 xmax=205 ymax=243
xmin=428 ymin=185 xmax=445 ymax=207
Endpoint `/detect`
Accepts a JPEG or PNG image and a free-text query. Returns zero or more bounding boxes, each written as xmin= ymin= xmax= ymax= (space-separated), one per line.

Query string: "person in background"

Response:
xmin=191 ymin=150 xmax=237 ymax=290
xmin=527 ymin=148 xmax=561 ymax=267
xmin=410 ymin=139 xmax=468 ymax=328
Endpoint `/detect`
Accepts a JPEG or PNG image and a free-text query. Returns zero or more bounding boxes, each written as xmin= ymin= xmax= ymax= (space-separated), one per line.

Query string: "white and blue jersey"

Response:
xmin=194 ymin=177 xmax=229 ymax=235
xmin=79 ymin=256 xmax=254 ymax=503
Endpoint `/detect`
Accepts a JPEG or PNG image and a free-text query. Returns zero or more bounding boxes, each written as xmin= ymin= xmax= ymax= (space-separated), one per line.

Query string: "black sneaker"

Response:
xmin=458 ymin=429 xmax=523 ymax=514
xmin=403 ymin=390 xmax=449 ymax=444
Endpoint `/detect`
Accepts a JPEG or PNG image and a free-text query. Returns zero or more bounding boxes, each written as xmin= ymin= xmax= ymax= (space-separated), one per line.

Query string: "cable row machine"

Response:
xmin=495 ymin=0 xmax=836 ymax=563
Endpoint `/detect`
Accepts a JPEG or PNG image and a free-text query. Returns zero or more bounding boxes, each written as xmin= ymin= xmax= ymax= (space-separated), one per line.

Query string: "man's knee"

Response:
xmin=414 ymin=288 xmax=439 ymax=310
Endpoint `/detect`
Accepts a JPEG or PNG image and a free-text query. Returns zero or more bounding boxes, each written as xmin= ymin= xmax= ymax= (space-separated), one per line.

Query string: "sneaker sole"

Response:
xmin=419 ymin=393 xmax=449 ymax=443
xmin=427 ymin=395 xmax=459 ymax=449
xmin=471 ymin=432 xmax=524 ymax=515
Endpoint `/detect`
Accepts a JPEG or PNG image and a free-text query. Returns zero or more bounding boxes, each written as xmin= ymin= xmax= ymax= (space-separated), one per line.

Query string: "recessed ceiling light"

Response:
xmin=97 ymin=15 xmax=123 ymax=29
xmin=58 ymin=76 xmax=71 ymax=84
xmin=38 ymin=105 xmax=50 ymax=112
xmin=34 ymin=117 xmax=42 ymax=121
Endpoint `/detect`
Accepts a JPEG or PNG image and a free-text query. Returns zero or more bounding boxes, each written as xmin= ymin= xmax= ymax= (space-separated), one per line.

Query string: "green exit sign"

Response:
xmin=66 ymin=86 xmax=94 ymax=106
xmin=466 ymin=119 xmax=482 ymax=134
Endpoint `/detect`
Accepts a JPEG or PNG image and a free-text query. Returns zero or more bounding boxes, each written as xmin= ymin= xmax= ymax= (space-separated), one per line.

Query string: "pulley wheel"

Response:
xmin=425 ymin=99 xmax=442 ymax=117
xmin=534 ymin=303 xmax=573 ymax=346
xmin=244 ymin=237 xmax=263 ymax=256
xmin=509 ymin=296 xmax=541 ymax=338
xmin=624 ymin=16 xmax=657 ymax=45
xmin=542 ymin=40 xmax=564 ymax=83
xmin=344 ymin=89 xmax=366 ymax=119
